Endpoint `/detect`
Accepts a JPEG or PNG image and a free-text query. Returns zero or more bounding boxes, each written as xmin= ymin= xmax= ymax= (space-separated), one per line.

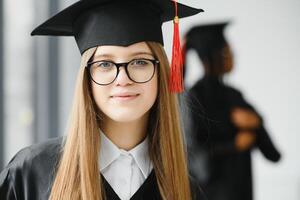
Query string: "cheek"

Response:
xmin=142 ymin=73 xmax=158 ymax=107
xmin=91 ymin=82 xmax=110 ymax=111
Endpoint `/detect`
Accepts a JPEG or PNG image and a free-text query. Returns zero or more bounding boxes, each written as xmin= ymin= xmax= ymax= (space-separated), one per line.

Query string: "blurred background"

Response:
xmin=0 ymin=0 xmax=299 ymax=199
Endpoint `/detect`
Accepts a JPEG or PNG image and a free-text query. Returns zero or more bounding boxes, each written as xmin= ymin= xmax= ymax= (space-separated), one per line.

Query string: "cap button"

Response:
xmin=174 ymin=16 xmax=179 ymax=23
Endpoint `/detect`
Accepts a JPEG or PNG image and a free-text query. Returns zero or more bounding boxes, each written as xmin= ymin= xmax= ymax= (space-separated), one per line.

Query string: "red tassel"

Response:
xmin=169 ymin=0 xmax=184 ymax=93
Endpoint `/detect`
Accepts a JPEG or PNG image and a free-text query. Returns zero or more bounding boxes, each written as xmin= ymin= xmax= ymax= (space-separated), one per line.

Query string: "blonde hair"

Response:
xmin=49 ymin=42 xmax=192 ymax=200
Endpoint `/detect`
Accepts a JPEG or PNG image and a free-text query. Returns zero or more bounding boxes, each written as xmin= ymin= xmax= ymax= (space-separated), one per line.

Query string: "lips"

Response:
xmin=110 ymin=92 xmax=140 ymax=102
xmin=110 ymin=92 xmax=140 ymax=98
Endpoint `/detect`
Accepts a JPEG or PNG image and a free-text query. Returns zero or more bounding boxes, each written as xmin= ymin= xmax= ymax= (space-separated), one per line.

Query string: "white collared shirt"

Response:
xmin=99 ymin=130 xmax=153 ymax=200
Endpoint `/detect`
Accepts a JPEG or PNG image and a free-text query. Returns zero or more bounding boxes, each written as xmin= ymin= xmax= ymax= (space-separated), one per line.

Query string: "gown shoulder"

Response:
xmin=0 ymin=137 xmax=64 ymax=200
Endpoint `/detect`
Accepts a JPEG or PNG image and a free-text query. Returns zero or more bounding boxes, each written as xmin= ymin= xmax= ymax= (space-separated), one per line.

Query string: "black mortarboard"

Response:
xmin=31 ymin=0 xmax=203 ymax=54
xmin=184 ymin=22 xmax=229 ymax=59
xmin=31 ymin=0 xmax=203 ymax=93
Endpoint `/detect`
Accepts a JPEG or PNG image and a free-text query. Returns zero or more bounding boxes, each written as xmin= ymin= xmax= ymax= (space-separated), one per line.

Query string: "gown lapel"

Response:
xmin=101 ymin=169 xmax=162 ymax=200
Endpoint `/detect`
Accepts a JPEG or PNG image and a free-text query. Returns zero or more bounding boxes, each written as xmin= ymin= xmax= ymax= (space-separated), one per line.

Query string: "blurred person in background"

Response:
xmin=183 ymin=22 xmax=281 ymax=200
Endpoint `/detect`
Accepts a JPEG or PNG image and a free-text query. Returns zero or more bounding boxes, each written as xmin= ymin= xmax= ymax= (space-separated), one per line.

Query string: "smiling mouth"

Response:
xmin=110 ymin=94 xmax=140 ymax=101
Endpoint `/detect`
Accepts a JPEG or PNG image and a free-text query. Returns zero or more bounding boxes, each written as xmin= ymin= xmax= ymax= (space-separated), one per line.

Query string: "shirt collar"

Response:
xmin=99 ymin=130 xmax=121 ymax=171
xmin=128 ymin=136 xmax=152 ymax=178
xmin=99 ymin=129 xmax=152 ymax=178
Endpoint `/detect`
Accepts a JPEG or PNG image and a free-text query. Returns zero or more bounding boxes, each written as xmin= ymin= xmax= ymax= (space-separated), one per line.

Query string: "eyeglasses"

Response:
xmin=86 ymin=58 xmax=159 ymax=85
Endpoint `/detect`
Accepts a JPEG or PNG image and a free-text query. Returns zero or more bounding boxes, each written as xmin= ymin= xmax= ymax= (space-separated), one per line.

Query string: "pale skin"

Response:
xmin=91 ymin=42 xmax=158 ymax=151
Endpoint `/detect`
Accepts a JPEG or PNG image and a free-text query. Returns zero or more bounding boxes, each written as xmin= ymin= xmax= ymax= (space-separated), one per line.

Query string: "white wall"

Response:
xmin=164 ymin=0 xmax=299 ymax=199
xmin=3 ymin=0 xmax=35 ymax=164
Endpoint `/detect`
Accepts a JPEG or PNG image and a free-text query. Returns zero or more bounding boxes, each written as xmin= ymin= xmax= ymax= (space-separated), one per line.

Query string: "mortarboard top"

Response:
xmin=31 ymin=0 xmax=203 ymax=54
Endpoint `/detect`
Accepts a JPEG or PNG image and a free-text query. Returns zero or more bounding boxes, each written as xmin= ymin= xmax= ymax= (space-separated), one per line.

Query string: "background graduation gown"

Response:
xmin=187 ymin=75 xmax=281 ymax=200
xmin=0 ymin=137 xmax=206 ymax=200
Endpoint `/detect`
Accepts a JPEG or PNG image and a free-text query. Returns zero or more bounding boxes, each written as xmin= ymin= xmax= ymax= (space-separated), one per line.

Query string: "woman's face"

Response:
xmin=90 ymin=42 xmax=158 ymax=123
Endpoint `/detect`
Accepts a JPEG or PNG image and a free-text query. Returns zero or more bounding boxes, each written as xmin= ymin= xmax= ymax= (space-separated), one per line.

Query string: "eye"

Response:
xmin=97 ymin=61 xmax=114 ymax=68
xmin=131 ymin=59 xmax=151 ymax=66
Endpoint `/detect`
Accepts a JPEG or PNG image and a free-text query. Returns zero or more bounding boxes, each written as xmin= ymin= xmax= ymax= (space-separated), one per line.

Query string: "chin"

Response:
xmin=105 ymin=110 xmax=146 ymax=123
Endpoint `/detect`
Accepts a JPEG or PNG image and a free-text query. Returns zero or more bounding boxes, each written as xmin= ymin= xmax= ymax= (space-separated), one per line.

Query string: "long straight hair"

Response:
xmin=49 ymin=41 xmax=192 ymax=200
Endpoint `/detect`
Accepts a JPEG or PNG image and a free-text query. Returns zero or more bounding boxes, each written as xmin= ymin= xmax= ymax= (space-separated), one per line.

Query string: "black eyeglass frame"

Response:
xmin=86 ymin=58 xmax=160 ymax=86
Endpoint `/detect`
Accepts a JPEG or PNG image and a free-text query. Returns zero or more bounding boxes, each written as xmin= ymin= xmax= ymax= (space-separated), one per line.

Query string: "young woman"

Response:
xmin=0 ymin=0 xmax=206 ymax=199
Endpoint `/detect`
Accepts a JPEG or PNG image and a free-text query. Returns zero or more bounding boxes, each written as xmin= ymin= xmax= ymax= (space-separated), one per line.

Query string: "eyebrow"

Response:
xmin=93 ymin=52 xmax=155 ymax=60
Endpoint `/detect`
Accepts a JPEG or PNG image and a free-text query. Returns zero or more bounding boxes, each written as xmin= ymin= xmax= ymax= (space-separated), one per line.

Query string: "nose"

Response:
xmin=115 ymin=66 xmax=133 ymax=86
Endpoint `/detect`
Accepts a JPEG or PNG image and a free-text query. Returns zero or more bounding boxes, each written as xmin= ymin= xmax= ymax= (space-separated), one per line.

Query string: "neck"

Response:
xmin=101 ymin=113 xmax=149 ymax=151
xmin=204 ymin=74 xmax=222 ymax=80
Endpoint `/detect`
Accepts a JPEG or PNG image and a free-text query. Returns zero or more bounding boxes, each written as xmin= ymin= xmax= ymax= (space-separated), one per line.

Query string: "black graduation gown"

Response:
xmin=187 ymin=76 xmax=281 ymax=200
xmin=0 ymin=137 xmax=206 ymax=200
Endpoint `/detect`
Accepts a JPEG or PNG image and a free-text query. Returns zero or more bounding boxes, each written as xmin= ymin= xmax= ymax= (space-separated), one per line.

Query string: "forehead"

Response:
xmin=94 ymin=42 xmax=153 ymax=58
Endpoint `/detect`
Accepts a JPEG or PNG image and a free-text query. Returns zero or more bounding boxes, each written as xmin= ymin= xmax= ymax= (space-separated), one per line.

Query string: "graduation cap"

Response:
xmin=183 ymin=22 xmax=230 ymax=61
xmin=31 ymin=0 xmax=203 ymax=93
